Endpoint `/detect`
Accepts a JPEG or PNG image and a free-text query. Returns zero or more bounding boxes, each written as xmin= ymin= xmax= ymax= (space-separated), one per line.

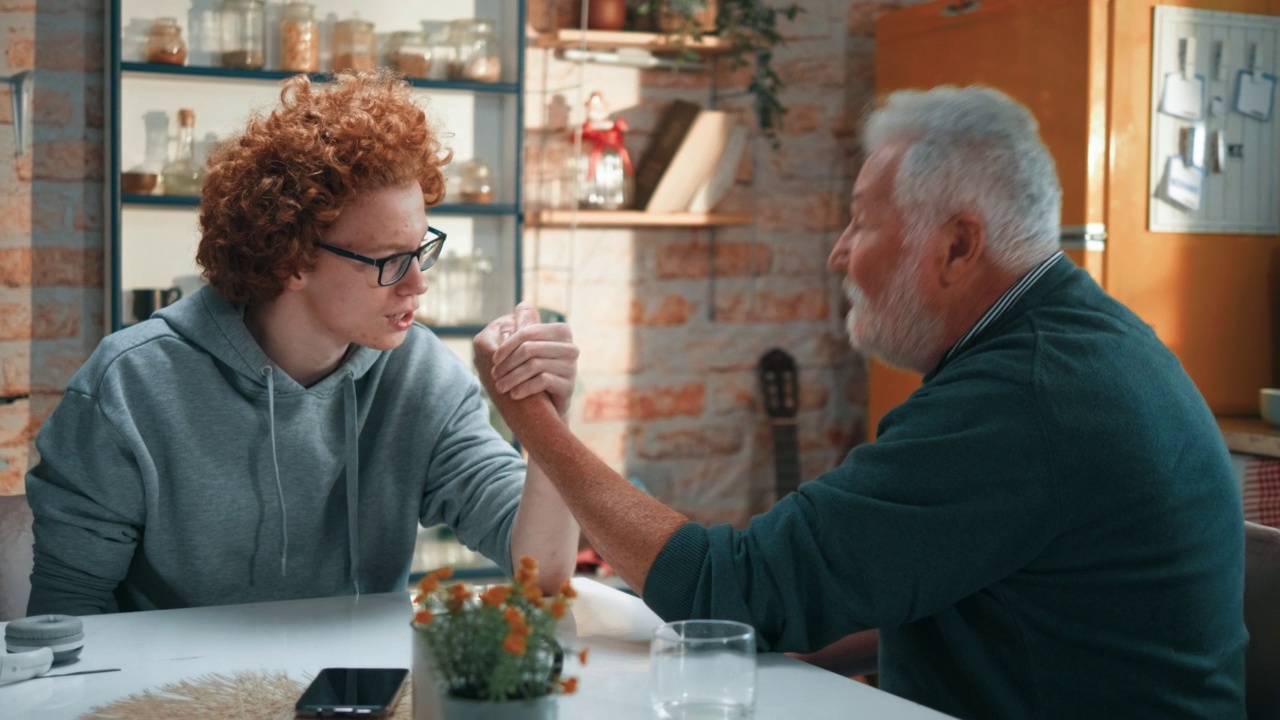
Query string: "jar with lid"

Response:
xmin=219 ymin=0 xmax=265 ymax=69
xmin=458 ymin=159 xmax=494 ymax=204
xmin=331 ymin=17 xmax=377 ymax=73
xmin=144 ymin=18 xmax=187 ymax=65
xmin=386 ymin=31 xmax=432 ymax=78
xmin=576 ymin=92 xmax=632 ymax=210
xmin=445 ymin=19 xmax=501 ymax=83
xmin=279 ymin=2 xmax=319 ymax=73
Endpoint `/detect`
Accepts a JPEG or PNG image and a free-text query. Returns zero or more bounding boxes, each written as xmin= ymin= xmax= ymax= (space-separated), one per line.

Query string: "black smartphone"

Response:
xmin=295 ymin=667 xmax=409 ymax=718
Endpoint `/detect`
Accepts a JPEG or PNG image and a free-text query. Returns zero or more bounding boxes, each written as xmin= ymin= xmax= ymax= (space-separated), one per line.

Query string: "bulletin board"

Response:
xmin=1149 ymin=6 xmax=1280 ymax=234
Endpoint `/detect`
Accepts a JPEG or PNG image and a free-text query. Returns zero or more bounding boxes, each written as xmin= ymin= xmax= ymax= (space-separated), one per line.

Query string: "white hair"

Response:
xmin=863 ymin=86 xmax=1062 ymax=274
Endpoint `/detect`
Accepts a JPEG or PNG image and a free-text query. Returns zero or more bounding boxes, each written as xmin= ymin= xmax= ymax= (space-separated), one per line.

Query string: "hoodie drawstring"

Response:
xmin=343 ymin=372 xmax=360 ymax=597
xmin=262 ymin=367 xmax=288 ymax=577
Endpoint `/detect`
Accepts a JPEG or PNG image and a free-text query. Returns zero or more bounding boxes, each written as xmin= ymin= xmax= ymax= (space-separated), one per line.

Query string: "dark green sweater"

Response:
xmin=644 ymin=261 xmax=1246 ymax=718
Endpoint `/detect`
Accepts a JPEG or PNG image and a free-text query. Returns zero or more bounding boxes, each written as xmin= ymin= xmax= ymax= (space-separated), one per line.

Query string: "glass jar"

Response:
xmin=445 ymin=19 xmax=501 ymax=83
xmin=219 ymin=0 xmax=265 ymax=69
xmin=331 ymin=17 xmax=377 ymax=73
xmin=386 ymin=31 xmax=432 ymax=78
xmin=576 ymin=92 xmax=632 ymax=210
xmin=458 ymin=159 xmax=494 ymax=204
xmin=279 ymin=2 xmax=319 ymax=73
xmin=144 ymin=18 xmax=187 ymax=65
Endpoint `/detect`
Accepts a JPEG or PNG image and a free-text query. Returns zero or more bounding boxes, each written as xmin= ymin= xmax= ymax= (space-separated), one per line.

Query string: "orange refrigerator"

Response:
xmin=868 ymin=0 xmax=1280 ymax=437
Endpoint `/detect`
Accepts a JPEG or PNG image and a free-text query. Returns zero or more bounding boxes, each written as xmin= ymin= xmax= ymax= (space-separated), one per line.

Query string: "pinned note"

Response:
xmin=1158 ymin=156 xmax=1204 ymax=211
xmin=1161 ymin=72 xmax=1206 ymax=120
xmin=1235 ymin=69 xmax=1276 ymax=121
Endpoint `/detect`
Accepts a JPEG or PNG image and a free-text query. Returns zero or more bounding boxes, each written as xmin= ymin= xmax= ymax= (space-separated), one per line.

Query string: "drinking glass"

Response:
xmin=650 ymin=619 xmax=756 ymax=719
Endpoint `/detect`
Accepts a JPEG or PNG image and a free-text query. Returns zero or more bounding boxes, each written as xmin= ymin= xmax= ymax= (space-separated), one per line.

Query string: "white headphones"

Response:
xmin=0 ymin=615 xmax=84 ymax=685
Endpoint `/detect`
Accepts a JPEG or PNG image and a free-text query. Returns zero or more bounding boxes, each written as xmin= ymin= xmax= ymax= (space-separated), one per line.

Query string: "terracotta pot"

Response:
xmin=576 ymin=0 xmax=627 ymax=31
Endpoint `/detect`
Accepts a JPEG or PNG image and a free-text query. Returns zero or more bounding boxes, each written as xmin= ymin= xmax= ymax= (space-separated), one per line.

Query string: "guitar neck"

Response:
xmin=771 ymin=420 xmax=800 ymax=499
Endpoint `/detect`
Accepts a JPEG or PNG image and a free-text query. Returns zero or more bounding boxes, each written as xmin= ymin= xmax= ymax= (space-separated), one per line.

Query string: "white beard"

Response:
xmin=843 ymin=253 xmax=944 ymax=372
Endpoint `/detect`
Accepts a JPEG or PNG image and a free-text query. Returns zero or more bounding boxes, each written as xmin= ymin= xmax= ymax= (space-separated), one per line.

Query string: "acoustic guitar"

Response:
xmin=758 ymin=348 xmax=800 ymax=500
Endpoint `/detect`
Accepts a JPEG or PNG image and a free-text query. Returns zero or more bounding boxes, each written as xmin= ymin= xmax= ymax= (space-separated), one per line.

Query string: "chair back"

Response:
xmin=1246 ymin=521 xmax=1280 ymax=719
xmin=0 ymin=494 xmax=34 ymax=620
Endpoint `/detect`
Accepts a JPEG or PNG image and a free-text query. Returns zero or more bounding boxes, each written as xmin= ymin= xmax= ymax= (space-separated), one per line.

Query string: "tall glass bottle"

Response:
xmin=161 ymin=109 xmax=205 ymax=196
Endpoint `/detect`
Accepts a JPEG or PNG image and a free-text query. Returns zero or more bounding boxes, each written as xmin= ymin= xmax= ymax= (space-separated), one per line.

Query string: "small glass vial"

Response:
xmin=386 ymin=31 xmax=432 ymax=78
xmin=219 ymin=0 xmax=266 ymax=69
xmin=161 ymin=109 xmax=205 ymax=197
xmin=331 ymin=17 xmax=377 ymax=73
xmin=445 ymin=19 xmax=501 ymax=83
xmin=458 ymin=159 xmax=494 ymax=204
xmin=144 ymin=18 xmax=187 ymax=65
xmin=279 ymin=2 xmax=319 ymax=73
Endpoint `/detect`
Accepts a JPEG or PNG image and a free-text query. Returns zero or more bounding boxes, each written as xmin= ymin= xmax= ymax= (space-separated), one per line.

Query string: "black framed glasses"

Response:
xmin=317 ymin=226 xmax=447 ymax=287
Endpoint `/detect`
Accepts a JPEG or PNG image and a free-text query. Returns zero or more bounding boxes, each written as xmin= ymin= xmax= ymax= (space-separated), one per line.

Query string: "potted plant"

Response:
xmin=411 ymin=558 xmax=585 ymax=719
xmin=638 ymin=0 xmax=803 ymax=145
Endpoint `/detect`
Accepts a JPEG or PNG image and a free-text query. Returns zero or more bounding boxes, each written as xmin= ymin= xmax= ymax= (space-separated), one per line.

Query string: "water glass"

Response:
xmin=650 ymin=619 xmax=757 ymax=719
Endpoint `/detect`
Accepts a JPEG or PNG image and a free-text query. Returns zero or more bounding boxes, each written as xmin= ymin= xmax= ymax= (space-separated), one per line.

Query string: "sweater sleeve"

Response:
xmin=643 ymin=369 xmax=1060 ymax=653
xmin=417 ymin=367 xmax=526 ymax=578
xmin=26 ymin=389 xmax=147 ymax=616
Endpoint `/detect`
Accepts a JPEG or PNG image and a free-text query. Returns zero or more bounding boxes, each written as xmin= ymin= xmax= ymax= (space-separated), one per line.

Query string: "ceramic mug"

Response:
xmin=129 ymin=287 xmax=182 ymax=323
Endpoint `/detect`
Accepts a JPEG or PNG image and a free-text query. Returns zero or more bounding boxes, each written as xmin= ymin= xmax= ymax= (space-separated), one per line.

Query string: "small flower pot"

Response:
xmin=442 ymin=694 xmax=558 ymax=720
xmin=412 ymin=625 xmax=446 ymax=720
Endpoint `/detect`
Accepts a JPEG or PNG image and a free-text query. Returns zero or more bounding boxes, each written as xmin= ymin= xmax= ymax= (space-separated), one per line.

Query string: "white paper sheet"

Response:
xmin=563 ymin=578 xmax=664 ymax=643
xmin=1235 ymin=69 xmax=1277 ymax=121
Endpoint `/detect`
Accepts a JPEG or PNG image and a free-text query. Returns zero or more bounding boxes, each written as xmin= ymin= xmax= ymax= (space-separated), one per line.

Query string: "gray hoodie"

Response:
xmin=26 ymin=286 xmax=524 ymax=615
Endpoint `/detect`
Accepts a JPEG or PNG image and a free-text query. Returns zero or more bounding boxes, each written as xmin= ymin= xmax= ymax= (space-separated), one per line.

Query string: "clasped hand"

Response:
xmin=473 ymin=304 xmax=578 ymax=418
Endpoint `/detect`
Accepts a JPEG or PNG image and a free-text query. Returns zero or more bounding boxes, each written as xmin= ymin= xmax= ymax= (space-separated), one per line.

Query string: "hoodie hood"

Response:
xmin=154 ymin=286 xmax=379 ymax=594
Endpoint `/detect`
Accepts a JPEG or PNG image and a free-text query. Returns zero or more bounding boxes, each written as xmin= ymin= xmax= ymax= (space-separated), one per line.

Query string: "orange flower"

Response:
xmin=549 ymin=599 xmax=566 ymax=620
xmin=449 ymin=583 xmax=471 ymax=603
xmin=413 ymin=609 xmax=433 ymax=626
xmin=436 ymin=567 xmax=454 ymax=580
xmin=560 ymin=677 xmax=578 ymax=695
xmin=418 ymin=575 xmax=439 ymax=594
xmin=503 ymin=632 xmax=527 ymax=655
xmin=503 ymin=606 xmax=524 ymax=625
xmin=523 ymin=584 xmax=542 ymax=603
xmin=578 ymin=648 xmax=589 ymax=665
xmin=480 ymin=585 xmax=512 ymax=607
xmin=559 ymin=579 xmax=577 ymax=599
xmin=515 ymin=565 xmax=538 ymax=585
xmin=519 ymin=555 xmax=538 ymax=570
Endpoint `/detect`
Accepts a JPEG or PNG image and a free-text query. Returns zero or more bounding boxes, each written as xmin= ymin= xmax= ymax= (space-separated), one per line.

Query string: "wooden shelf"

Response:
xmin=530 ymin=29 xmax=732 ymax=56
xmin=121 ymin=62 xmax=519 ymax=94
xmin=527 ymin=210 xmax=752 ymax=228
xmin=1217 ymin=415 xmax=1280 ymax=458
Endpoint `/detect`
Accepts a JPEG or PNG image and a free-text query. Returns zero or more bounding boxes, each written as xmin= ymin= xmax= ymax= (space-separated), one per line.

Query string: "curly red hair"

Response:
xmin=197 ymin=71 xmax=450 ymax=306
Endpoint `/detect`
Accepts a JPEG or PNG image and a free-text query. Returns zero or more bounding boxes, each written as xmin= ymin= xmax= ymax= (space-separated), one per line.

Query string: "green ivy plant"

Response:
xmin=637 ymin=0 xmax=803 ymax=147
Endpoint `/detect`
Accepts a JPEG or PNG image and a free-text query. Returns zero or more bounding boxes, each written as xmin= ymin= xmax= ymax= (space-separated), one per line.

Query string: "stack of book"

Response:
xmin=631 ymin=100 xmax=749 ymax=214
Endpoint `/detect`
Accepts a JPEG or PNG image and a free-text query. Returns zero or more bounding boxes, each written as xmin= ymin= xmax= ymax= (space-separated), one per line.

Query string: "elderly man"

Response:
xmin=479 ymin=86 xmax=1246 ymax=717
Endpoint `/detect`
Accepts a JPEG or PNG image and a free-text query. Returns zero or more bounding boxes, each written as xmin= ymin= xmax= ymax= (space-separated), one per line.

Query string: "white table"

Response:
xmin=0 ymin=580 xmax=950 ymax=719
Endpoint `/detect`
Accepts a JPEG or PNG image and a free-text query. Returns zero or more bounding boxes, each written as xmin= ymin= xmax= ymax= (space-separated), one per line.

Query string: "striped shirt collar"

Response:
xmin=942 ymin=251 xmax=1065 ymax=363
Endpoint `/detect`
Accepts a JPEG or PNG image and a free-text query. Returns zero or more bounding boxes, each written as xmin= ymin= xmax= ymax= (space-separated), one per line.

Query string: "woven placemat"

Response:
xmin=80 ymin=670 xmax=413 ymax=720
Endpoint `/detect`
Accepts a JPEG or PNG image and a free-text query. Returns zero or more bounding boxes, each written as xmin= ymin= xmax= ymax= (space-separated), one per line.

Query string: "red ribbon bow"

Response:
xmin=579 ymin=118 xmax=632 ymax=182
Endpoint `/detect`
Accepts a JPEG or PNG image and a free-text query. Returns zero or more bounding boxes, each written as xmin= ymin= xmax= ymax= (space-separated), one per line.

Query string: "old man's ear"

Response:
xmin=939 ymin=212 xmax=985 ymax=286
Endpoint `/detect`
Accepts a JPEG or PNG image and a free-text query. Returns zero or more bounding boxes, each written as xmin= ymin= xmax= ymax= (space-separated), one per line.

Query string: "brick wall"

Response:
xmin=0 ymin=0 xmax=104 ymax=495
xmin=525 ymin=1 xmax=921 ymax=526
